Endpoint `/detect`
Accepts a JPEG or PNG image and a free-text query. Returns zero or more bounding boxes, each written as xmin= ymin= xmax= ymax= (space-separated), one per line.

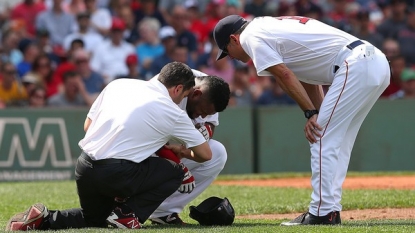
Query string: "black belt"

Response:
xmin=80 ymin=151 xmax=134 ymax=165
xmin=346 ymin=40 xmax=364 ymax=50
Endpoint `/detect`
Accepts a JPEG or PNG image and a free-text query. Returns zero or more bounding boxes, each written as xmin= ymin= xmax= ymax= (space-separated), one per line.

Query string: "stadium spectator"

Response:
xmin=381 ymin=38 xmax=401 ymax=59
xmin=0 ymin=62 xmax=27 ymax=107
xmin=185 ymin=0 xmax=209 ymax=50
xmin=323 ymin=0 xmax=355 ymax=33
xmin=158 ymin=0 xmax=186 ymax=25
xmin=84 ymin=0 xmax=112 ymax=36
xmin=0 ymin=0 xmax=20 ymax=23
xmin=35 ymin=0 xmax=77 ymax=46
xmin=26 ymin=85 xmax=47 ymax=108
xmin=226 ymin=0 xmax=250 ymax=18
xmin=381 ymin=55 xmax=406 ymax=98
xmin=29 ymin=53 xmax=61 ymax=98
xmin=228 ymin=64 xmax=255 ymax=106
xmin=47 ymin=70 xmax=93 ymax=107
xmin=135 ymin=17 xmax=164 ymax=73
xmin=73 ymin=49 xmax=105 ymax=97
xmin=277 ymin=1 xmax=298 ymax=16
xmin=62 ymin=0 xmax=86 ymax=15
xmin=204 ymin=0 xmax=227 ymax=38
xmin=117 ymin=5 xmax=139 ymax=43
xmin=376 ymin=0 xmax=408 ymax=39
xmin=196 ymin=31 xmax=214 ymax=69
xmin=169 ymin=5 xmax=198 ymax=62
xmin=10 ymin=0 xmax=46 ymax=37
xmin=90 ymin=17 xmax=135 ymax=83
xmin=172 ymin=45 xmax=194 ymax=66
xmin=0 ymin=30 xmax=23 ymax=66
xmin=351 ymin=9 xmax=384 ymax=49
xmin=148 ymin=26 xmax=177 ymax=79
xmin=35 ymin=29 xmax=59 ymax=64
xmin=133 ymin=0 xmax=166 ymax=30
xmin=294 ymin=0 xmax=324 ymax=20
xmin=396 ymin=68 xmax=415 ymax=99
xmin=396 ymin=7 xmax=415 ymax=66
xmin=256 ymin=77 xmax=297 ymax=106
xmin=200 ymin=45 xmax=234 ymax=83
xmin=243 ymin=0 xmax=267 ymax=17
xmin=21 ymin=72 xmax=38 ymax=97
xmin=116 ymin=53 xmax=143 ymax=80
xmin=63 ymin=12 xmax=104 ymax=53
xmin=52 ymin=39 xmax=84 ymax=95
xmin=16 ymin=39 xmax=40 ymax=78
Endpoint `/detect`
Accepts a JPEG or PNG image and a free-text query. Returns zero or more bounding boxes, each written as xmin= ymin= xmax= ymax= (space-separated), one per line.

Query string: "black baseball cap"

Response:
xmin=214 ymin=15 xmax=247 ymax=60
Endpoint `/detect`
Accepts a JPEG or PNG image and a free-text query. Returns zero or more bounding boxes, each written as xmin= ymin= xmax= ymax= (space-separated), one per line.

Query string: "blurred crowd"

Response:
xmin=0 ymin=0 xmax=415 ymax=109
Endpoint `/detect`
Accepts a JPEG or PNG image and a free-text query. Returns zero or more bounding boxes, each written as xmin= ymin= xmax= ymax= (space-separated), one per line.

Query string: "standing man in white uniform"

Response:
xmin=5 ymin=62 xmax=212 ymax=231
xmin=213 ymin=15 xmax=390 ymax=225
xmin=149 ymin=70 xmax=231 ymax=225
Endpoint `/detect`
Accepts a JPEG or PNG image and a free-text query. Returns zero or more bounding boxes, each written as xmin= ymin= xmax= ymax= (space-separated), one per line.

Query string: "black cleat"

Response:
xmin=281 ymin=211 xmax=341 ymax=226
xmin=150 ymin=213 xmax=185 ymax=225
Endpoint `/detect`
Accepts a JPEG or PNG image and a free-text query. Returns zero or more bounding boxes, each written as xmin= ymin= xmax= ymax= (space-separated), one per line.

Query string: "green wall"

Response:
xmin=0 ymin=99 xmax=413 ymax=180
xmin=216 ymin=99 xmax=415 ymax=173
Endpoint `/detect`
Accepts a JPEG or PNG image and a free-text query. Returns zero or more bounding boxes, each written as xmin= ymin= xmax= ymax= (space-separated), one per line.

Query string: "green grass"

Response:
xmin=1 ymin=174 xmax=415 ymax=232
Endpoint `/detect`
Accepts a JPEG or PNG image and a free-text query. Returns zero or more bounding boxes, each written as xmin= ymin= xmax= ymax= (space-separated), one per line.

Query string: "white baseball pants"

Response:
xmin=309 ymin=43 xmax=390 ymax=216
xmin=150 ymin=139 xmax=227 ymax=218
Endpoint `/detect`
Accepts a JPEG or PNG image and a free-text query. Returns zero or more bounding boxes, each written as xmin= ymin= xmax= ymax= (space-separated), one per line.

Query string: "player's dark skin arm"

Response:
xmin=84 ymin=117 xmax=92 ymax=132
xmin=266 ymin=63 xmax=322 ymax=143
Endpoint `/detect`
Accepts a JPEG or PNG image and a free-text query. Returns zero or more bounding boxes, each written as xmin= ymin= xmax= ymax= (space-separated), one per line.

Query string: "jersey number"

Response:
xmin=276 ymin=16 xmax=310 ymax=24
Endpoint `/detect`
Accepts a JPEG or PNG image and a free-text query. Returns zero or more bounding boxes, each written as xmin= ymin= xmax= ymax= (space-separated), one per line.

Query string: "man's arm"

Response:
xmin=266 ymin=63 xmax=322 ymax=143
xmin=266 ymin=63 xmax=315 ymax=111
xmin=84 ymin=117 xmax=92 ymax=132
xmin=300 ymin=81 xmax=325 ymax=111
xmin=165 ymin=142 xmax=212 ymax=163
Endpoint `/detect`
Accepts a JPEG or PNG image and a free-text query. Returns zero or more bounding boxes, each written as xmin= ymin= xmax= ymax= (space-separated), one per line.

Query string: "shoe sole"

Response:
xmin=280 ymin=222 xmax=302 ymax=226
xmin=150 ymin=218 xmax=168 ymax=225
xmin=280 ymin=221 xmax=341 ymax=226
xmin=107 ymin=218 xmax=129 ymax=229
xmin=150 ymin=218 xmax=186 ymax=225
xmin=5 ymin=203 xmax=48 ymax=231
xmin=106 ymin=217 xmax=141 ymax=229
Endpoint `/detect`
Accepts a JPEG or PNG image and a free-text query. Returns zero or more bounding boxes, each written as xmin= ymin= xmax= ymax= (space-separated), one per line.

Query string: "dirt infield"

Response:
xmin=214 ymin=176 xmax=415 ymax=220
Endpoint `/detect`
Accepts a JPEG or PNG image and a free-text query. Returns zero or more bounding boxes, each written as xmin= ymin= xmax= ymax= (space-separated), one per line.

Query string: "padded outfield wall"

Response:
xmin=0 ymin=100 xmax=413 ymax=181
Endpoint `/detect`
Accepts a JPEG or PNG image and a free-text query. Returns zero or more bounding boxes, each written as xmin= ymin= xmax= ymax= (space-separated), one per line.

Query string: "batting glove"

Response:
xmin=178 ymin=163 xmax=195 ymax=194
xmin=198 ymin=124 xmax=213 ymax=141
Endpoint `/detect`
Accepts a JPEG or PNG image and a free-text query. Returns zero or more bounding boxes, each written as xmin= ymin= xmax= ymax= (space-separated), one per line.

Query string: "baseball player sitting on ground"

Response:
xmin=149 ymin=70 xmax=231 ymax=225
xmin=6 ymin=62 xmax=212 ymax=231
xmin=213 ymin=15 xmax=390 ymax=225
xmin=105 ymin=70 xmax=231 ymax=227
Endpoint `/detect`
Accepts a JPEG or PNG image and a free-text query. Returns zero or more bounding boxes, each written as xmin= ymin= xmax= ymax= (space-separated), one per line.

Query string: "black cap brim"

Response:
xmin=216 ymin=49 xmax=228 ymax=61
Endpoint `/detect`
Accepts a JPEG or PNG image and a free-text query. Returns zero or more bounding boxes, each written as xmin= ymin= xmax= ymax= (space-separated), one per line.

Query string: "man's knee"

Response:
xmin=208 ymin=140 xmax=227 ymax=172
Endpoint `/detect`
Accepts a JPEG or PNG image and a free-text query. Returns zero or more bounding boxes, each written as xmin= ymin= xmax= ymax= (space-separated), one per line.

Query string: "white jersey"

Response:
xmin=78 ymin=78 xmax=206 ymax=163
xmin=240 ymin=16 xmax=359 ymax=85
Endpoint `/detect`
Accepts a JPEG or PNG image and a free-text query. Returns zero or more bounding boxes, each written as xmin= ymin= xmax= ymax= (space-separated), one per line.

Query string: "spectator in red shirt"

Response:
xmin=11 ymin=0 xmax=46 ymax=37
xmin=185 ymin=1 xmax=209 ymax=52
xmin=381 ymin=55 xmax=406 ymax=97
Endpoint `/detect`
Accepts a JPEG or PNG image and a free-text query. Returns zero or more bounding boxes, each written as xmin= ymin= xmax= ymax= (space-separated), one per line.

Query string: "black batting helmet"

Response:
xmin=189 ymin=196 xmax=235 ymax=226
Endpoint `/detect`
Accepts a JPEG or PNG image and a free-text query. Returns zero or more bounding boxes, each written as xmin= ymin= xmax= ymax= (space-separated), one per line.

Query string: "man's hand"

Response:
xmin=304 ymin=114 xmax=322 ymax=143
xmin=178 ymin=163 xmax=195 ymax=193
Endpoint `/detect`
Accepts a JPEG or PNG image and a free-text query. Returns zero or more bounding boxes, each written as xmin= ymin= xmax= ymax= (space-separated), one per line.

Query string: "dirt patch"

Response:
xmin=238 ymin=208 xmax=415 ymax=220
xmin=215 ymin=176 xmax=415 ymax=220
xmin=214 ymin=175 xmax=415 ymax=190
